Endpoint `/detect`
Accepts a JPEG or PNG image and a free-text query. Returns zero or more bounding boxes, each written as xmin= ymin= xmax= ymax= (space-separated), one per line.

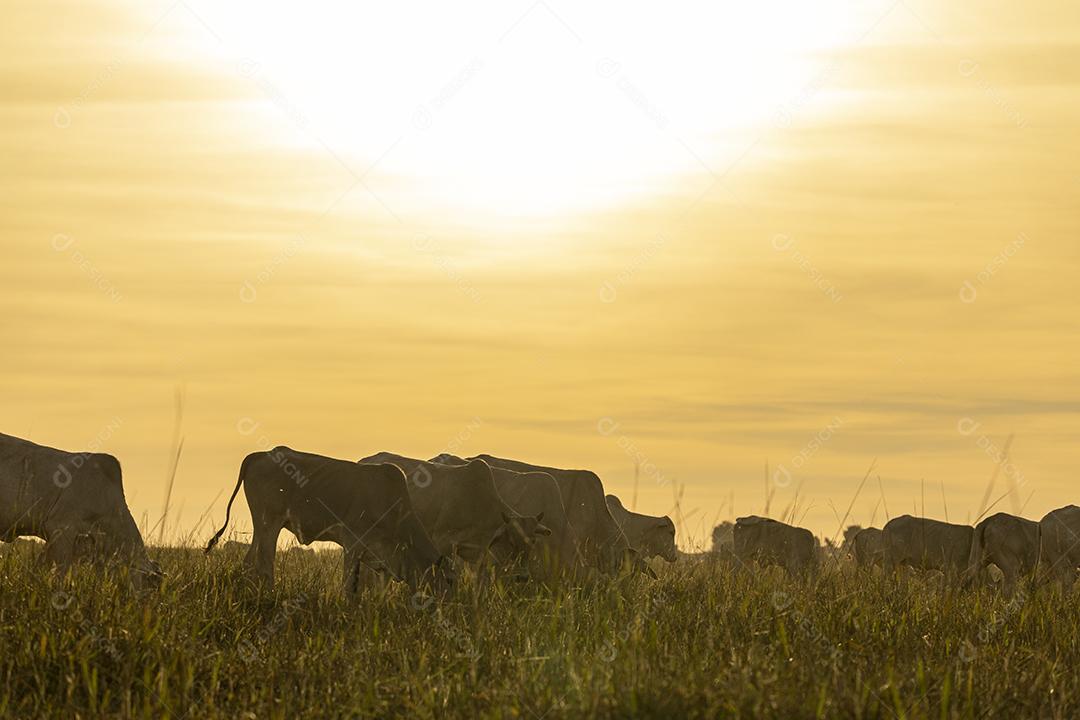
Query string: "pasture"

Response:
xmin=2 ymin=543 xmax=1078 ymax=719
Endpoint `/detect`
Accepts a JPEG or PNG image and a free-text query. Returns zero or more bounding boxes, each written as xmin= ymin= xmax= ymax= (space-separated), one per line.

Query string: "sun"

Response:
xmin=158 ymin=1 xmax=878 ymax=222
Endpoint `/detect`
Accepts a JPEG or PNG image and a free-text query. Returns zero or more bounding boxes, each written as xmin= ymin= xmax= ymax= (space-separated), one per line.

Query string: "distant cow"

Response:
xmin=851 ymin=528 xmax=885 ymax=569
xmin=733 ymin=516 xmax=816 ymax=575
xmin=1037 ymin=505 xmax=1080 ymax=591
xmin=359 ymin=452 xmax=550 ymax=578
xmin=206 ymin=447 xmax=452 ymax=594
xmin=965 ymin=512 xmax=1038 ymax=595
xmin=882 ymin=515 xmax=973 ymax=577
xmin=0 ymin=432 xmax=161 ymax=586
xmin=467 ymin=454 xmax=636 ymax=575
xmin=605 ymin=495 xmax=677 ymax=562
xmin=219 ymin=540 xmax=248 ymax=554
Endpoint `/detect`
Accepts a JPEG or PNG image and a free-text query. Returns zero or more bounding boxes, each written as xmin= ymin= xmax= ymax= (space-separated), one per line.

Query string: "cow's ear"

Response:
xmin=501 ymin=511 xmax=511 ymax=524
xmin=535 ymin=512 xmax=544 ymax=523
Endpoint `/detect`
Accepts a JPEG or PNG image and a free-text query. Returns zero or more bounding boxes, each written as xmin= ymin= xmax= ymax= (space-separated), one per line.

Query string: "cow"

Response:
xmin=0 ymin=432 xmax=161 ymax=587
xmin=882 ymin=515 xmax=973 ymax=578
xmin=465 ymin=454 xmax=637 ymax=576
xmin=850 ymin=527 xmax=885 ymax=569
xmin=1037 ymin=505 xmax=1080 ymax=592
xmin=964 ymin=512 xmax=1039 ymax=595
xmin=358 ymin=452 xmax=551 ymax=579
xmin=205 ymin=447 xmax=452 ymax=594
xmin=428 ymin=454 xmax=585 ymax=578
xmin=605 ymin=495 xmax=677 ymax=562
xmin=732 ymin=516 xmax=816 ymax=576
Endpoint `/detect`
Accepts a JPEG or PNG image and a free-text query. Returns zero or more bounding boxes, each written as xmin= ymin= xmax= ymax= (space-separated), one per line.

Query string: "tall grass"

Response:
xmin=1 ymin=543 xmax=1077 ymax=718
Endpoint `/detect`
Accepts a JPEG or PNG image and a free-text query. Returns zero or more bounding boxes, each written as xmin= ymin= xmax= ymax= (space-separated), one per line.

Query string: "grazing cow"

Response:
xmin=466 ymin=454 xmax=637 ymax=575
xmin=206 ymin=447 xmax=452 ymax=594
xmin=965 ymin=512 xmax=1039 ymax=595
xmin=487 ymin=469 xmax=576 ymax=578
xmin=851 ymin=528 xmax=885 ymax=569
xmin=605 ymin=495 xmax=677 ymax=562
xmin=732 ymin=516 xmax=816 ymax=575
xmin=429 ymin=454 xmax=583 ymax=578
xmin=358 ymin=452 xmax=551 ymax=578
xmin=0 ymin=433 xmax=161 ymax=587
xmin=882 ymin=515 xmax=973 ymax=577
xmin=1037 ymin=505 xmax=1080 ymax=591
xmin=711 ymin=521 xmax=734 ymax=554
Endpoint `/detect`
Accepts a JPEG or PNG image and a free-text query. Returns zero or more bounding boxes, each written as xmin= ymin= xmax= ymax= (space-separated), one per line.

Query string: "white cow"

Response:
xmin=0 ymin=432 xmax=160 ymax=586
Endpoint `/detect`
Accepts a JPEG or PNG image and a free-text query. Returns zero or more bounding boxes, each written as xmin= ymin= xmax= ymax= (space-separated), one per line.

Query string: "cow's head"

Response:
xmin=641 ymin=517 xmax=678 ymax=563
xmin=70 ymin=524 xmax=163 ymax=589
xmin=67 ymin=454 xmax=164 ymax=589
xmin=488 ymin=512 xmax=552 ymax=580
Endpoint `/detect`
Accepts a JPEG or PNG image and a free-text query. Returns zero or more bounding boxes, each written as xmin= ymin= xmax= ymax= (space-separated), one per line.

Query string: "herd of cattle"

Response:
xmin=728 ymin=509 xmax=1080 ymax=596
xmin=3 ymin=431 xmax=1078 ymax=597
xmin=0 ymin=433 xmax=676 ymax=590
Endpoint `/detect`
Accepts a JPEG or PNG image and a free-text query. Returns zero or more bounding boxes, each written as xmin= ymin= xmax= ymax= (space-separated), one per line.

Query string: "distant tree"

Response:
xmin=711 ymin=521 xmax=734 ymax=552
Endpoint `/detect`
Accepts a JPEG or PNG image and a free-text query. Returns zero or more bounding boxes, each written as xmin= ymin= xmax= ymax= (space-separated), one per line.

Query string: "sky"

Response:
xmin=3 ymin=0 xmax=1079 ymax=548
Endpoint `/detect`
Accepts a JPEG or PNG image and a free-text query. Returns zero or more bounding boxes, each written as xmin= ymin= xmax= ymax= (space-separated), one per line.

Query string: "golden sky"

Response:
xmin=4 ymin=0 xmax=1079 ymax=547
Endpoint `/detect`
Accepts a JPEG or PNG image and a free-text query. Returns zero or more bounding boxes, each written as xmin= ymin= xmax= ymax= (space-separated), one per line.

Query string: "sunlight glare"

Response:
xmin=167 ymin=1 xmax=873 ymax=220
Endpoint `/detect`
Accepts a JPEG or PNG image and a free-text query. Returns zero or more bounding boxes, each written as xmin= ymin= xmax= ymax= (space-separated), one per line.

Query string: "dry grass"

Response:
xmin=2 ymin=543 xmax=1078 ymax=718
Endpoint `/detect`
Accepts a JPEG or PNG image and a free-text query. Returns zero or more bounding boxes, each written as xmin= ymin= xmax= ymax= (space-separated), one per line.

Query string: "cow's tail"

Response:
xmin=204 ymin=454 xmax=253 ymax=554
xmin=963 ymin=520 xmax=986 ymax=587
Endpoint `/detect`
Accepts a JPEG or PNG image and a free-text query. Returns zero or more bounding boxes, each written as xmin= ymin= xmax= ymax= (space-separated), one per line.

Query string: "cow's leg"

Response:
xmin=1001 ymin=564 xmax=1018 ymax=598
xmin=342 ymin=545 xmax=364 ymax=597
xmin=963 ymin=559 xmax=983 ymax=589
xmin=1055 ymin=565 xmax=1078 ymax=594
xmin=43 ymin=527 xmax=77 ymax=575
xmin=245 ymin=514 xmax=281 ymax=589
xmin=343 ymin=546 xmax=391 ymax=597
xmin=995 ymin=552 xmax=1017 ymax=597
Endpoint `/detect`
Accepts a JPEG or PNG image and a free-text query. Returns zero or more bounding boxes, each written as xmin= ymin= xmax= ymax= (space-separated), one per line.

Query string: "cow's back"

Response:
xmin=1039 ymin=505 xmax=1080 ymax=559
xmin=247 ymin=448 xmax=410 ymax=540
xmin=883 ymin=515 xmax=973 ymax=572
xmin=853 ymin=528 xmax=883 ymax=567
xmin=473 ymin=454 xmax=629 ymax=571
xmin=980 ymin=513 xmax=1038 ymax=565
xmin=734 ymin=516 xmax=813 ymax=572
xmin=0 ymin=432 xmax=128 ymax=540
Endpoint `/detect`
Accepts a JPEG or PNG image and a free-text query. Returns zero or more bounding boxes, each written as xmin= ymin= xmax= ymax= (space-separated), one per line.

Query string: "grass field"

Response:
xmin=1 ymin=543 xmax=1077 ymax=719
